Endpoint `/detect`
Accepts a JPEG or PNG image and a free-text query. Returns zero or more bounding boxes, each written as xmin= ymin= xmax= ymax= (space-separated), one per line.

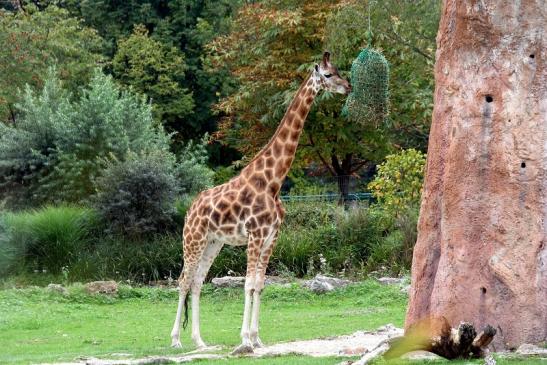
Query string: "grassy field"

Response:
xmin=0 ymin=280 xmax=544 ymax=365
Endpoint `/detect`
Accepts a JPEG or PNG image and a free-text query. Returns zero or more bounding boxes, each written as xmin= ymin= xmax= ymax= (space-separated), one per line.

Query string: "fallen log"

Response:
xmin=384 ymin=316 xmax=496 ymax=360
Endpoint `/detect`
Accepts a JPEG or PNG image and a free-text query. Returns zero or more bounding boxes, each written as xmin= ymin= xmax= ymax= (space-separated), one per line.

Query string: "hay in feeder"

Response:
xmin=343 ymin=48 xmax=389 ymax=127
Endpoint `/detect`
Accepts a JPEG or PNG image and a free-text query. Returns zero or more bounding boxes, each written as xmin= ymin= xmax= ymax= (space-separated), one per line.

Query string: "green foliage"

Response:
xmin=326 ymin=0 xmax=440 ymax=150
xmin=0 ymin=206 xmax=98 ymax=275
xmin=209 ymin=1 xmax=393 ymax=184
xmin=213 ymin=165 xmax=238 ymax=185
xmin=368 ymin=149 xmax=426 ymax=216
xmin=0 ymin=4 xmax=105 ymax=122
xmin=176 ymin=136 xmax=215 ymax=195
xmin=112 ymin=25 xmax=195 ymax=133
xmin=73 ymin=234 xmax=184 ymax=283
xmin=62 ymin=0 xmax=241 ymax=141
xmin=93 ymin=151 xmax=179 ymax=238
xmin=343 ymin=48 xmax=390 ymax=127
xmin=0 ymin=69 xmax=171 ymax=207
xmin=367 ymin=208 xmax=419 ymax=273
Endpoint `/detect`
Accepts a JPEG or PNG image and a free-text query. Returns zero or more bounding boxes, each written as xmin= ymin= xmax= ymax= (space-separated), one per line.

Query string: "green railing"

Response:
xmin=280 ymin=192 xmax=374 ymax=203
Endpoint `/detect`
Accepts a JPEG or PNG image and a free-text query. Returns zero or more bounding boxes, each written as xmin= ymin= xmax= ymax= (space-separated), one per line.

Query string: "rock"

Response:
xmin=376 ymin=323 xmax=400 ymax=335
xmin=406 ymin=0 xmax=547 ymax=349
xmin=303 ymin=275 xmax=351 ymax=293
xmin=85 ymin=281 xmax=118 ymax=295
xmin=211 ymin=276 xmax=291 ymax=288
xmin=211 ymin=276 xmax=245 ymax=288
xmin=515 ymin=343 xmax=547 ymax=357
xmin=377 ymin=277 xmax=404 ymax=285
xmin=47 ymin=283 xmax=67 ymax=295
xmin=401 ymin=350 xmax=444 ymax=360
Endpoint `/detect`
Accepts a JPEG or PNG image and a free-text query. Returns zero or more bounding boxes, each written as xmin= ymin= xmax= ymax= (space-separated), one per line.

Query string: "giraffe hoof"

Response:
xmin=231 ymin=344 xmax=254 ymax=355
xmin=171 ymin=340 xmax=182 ymax=348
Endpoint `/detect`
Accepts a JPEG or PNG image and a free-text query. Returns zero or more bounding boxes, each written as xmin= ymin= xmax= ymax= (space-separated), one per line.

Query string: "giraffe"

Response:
xmin=170 ymin=51 xmax=351 ymax=354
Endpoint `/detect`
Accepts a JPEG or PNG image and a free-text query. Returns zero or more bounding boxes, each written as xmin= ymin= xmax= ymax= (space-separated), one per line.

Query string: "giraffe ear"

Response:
xmin=322 ymin=51 xmax=331 ymax=65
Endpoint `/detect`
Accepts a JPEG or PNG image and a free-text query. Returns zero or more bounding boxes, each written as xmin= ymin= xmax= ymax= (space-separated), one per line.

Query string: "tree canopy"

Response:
xmin=0 ymin=4 xmax=105 ymax=123
xmin=208 ymin=0 xmax=439 ymax=182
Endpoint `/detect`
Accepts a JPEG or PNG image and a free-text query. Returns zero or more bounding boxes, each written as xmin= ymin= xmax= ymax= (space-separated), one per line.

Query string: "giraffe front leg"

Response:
xmin=232 ymin=236 xmax=262 ymax=355
xmin=250 ymin=233 xmax=277 ymax=348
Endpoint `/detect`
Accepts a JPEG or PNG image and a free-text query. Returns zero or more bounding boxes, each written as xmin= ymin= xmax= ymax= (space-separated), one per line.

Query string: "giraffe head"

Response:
xmin=313 ymin=51 xmax=351 ymax=95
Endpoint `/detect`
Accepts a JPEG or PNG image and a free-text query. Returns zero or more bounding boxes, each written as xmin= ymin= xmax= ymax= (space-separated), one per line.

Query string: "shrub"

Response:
xmin=210 ymin=246 xmax=247 ymax=278
xmin=93 ymin=151 xmax=179 ymax=238
xmin=366 ymin=207 xmax=419 ymax=275
xmin=0 ymin=69 xmax=171 ymax=208
xmin=72 ymin=234 xmax=183 ymax=282
xmin=273 ymin=228 xmax=328 ymax=277
xmin=0 ymin=206 xmax=98 ymax=275
xmin=282 ymin=201 xmax=341 ymax=230
xmin=368 ymin=149 xmax=426 ymax=216
xmin=177 ymin=136 xmax=214 ymax=195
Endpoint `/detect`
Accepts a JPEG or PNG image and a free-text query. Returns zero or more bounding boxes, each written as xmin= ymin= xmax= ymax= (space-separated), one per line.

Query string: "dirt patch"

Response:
xmin=253 ymin=324 xmax=402 ymax=357
xmin=40 ymin=325 xmax=403 ymax=364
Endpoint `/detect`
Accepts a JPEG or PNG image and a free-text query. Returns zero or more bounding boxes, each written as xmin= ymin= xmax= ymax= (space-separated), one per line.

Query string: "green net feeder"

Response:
xmin=342 ymin=48 xmax=389 ymax=127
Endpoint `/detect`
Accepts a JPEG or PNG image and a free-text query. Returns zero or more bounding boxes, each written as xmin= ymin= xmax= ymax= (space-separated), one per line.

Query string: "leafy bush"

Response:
xmin=0 ymin=69 xmax=171 ymax=207
xmin=368 ymin=149 xmax=426 ymax=216
xmin=177 ymin=136 xmax=214 ymax=195
xmin=282 ymin=201 xmax=341 ymax=230
xmin=366 ymin=207 xmax=419 ymax=274
xmin=93 ymin=151 xmax=179 ymax=238
xmin=0 ymin=206 xmax=98 ymax=275
xmin=72 ymin=234 xmax=184 ymax=282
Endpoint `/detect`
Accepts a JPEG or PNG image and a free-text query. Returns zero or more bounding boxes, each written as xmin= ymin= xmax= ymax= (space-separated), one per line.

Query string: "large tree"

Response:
xmin=112 ymin=25 xmax=195 ymax=138
xmin=61 ymin=0 xmax=241 ymax=143
xmin=208 ymin=0 xmax=440 ymax=196
xmin=406 ymin=0 xmax=546 ymax=349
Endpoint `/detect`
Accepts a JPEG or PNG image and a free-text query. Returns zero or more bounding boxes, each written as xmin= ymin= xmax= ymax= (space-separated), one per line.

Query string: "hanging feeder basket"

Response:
xmin=342 ymin=48 xmax=389 ymax=127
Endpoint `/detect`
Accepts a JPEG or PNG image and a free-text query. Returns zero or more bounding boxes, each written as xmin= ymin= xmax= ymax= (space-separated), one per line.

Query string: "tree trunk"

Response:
xmin=406 ymin=0 xmax=546 ymax=351
xmin=332 ymin=153 xmax=353 ymax=206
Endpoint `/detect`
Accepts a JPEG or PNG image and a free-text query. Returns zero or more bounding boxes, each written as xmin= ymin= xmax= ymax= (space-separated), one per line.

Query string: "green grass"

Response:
xmin=0 ymin=280 xmax=405 ymax=364
xmin=0 ymin=281 xmax=544 ymax=365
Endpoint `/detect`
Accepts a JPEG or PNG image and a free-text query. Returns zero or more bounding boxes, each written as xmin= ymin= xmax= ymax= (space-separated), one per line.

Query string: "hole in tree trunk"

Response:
xmin=529 ymin=54 xmax=535 ymax=58
xmin=485 ymin=95 xmax=493 ymax=103
xmin=481 ymin=287 xmax=487 ymax=294
xmin=521 ymin=162 xmax=526 ymax=168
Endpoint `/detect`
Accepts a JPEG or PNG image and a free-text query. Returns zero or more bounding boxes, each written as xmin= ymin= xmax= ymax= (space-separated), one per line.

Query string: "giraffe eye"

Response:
xmin=324 ymin=74 xmax=332 ymax=78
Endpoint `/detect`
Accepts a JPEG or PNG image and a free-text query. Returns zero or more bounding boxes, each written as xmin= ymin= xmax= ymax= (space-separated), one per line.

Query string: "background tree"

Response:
xmin=0 ymin=4 xmax=105 ymax=123
xmin=326 ymin=0 xmax=439 ymax=151
xmin=60 ymin=0 xmax=242 ymax=148
xmin=209 ymin=0 xmax=440 ymax=197
xmin=112 ymin=25 xmax=195 ymax=137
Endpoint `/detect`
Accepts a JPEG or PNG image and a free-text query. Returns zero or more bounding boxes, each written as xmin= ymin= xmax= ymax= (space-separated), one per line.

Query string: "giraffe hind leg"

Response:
xmin=190 ymin=240 xmax=223 ymax=349
xmin=170 ymin=231 xmax=207 ymax=348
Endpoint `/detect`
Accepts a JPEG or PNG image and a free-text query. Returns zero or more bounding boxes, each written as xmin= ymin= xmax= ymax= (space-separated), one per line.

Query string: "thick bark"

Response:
xmin=406 ymin=0 xmax=546 ymax=350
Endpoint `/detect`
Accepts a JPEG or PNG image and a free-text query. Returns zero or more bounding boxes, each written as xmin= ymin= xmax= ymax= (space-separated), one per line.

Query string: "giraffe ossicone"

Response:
xmin=170 ymin=51 xmax=351 ymax=353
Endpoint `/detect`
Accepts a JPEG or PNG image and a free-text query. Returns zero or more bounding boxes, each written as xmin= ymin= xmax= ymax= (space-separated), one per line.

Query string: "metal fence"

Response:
xmin=279 ymin=175 xmax=375 ymax=204
xmin=280 ymin=192 xmax=374 ymax=203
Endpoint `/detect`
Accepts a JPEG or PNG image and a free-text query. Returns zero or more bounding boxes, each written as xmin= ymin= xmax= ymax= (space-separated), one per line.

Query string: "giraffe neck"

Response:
xmin=241 ymin=72 xmax=320 ymax=196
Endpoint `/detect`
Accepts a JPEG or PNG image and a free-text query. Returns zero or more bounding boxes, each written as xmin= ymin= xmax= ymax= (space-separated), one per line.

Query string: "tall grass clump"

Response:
xmin=0 ymin=206 xmax=98 ymax=275
xmin=72 ymin=234 xmax=183 ymax=282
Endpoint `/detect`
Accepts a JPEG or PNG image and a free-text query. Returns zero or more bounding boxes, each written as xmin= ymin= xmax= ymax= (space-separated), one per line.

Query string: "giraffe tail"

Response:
xmin=182 ymin=294 xmax=189 ymax=329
